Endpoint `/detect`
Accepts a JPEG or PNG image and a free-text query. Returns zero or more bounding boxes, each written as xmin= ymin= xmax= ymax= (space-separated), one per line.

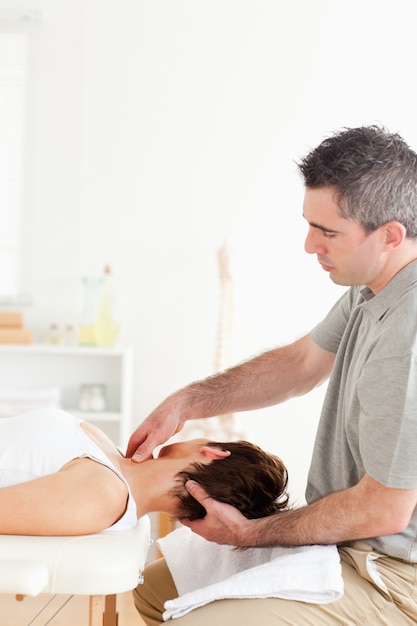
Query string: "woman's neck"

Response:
xmin=118 ymin=456 xmax=181 ymax=518
xmin=79 ymin=421 xmax=181 ymax=518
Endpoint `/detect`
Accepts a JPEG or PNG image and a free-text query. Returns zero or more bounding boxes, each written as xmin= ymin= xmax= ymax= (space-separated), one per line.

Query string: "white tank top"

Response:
xmin=0 ymin=408 xmax=137 ymax=531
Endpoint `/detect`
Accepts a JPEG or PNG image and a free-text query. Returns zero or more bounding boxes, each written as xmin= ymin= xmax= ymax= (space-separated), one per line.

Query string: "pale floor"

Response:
xmin=0 ymin=591 xmax=146 ymax=625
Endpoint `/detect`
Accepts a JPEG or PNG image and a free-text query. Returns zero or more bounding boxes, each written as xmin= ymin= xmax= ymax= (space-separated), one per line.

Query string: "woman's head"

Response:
xmin=171 ymin=440 xmax=290 ymax=521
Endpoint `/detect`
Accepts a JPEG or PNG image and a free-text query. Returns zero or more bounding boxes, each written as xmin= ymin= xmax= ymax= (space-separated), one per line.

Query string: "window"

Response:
xmin=0 ymin=12 xmax=37 ymax=304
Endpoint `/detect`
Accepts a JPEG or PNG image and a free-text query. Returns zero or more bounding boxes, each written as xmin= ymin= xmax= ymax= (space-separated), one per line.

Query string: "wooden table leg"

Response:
xmin=103 ymin=594 xmax=118 ymax=626
xmin=89 ymin=595 xmax=103 ymax=626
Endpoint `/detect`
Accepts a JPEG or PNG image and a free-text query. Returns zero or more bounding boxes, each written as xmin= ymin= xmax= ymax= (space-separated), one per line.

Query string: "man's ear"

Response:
xmin=200 ymin=445 xmax=231 ymax=460
xmin=382 ymin=221 xmax=406 ymax=248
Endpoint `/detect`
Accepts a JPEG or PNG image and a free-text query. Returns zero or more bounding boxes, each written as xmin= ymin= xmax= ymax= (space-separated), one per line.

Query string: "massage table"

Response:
xmin=0 ymin=515 xmax=151 ymax=625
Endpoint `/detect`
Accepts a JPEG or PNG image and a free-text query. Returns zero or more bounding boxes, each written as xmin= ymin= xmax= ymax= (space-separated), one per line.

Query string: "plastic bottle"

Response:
xmin=79 ymin=276 xmax=103 ymax=345
xmin=94 ymin=265 xmax=119 ymax=347
xmin=64 ymin=324 xmax=77 ymax=346
xmin=46 ymin=324 xmax=62 ymax=345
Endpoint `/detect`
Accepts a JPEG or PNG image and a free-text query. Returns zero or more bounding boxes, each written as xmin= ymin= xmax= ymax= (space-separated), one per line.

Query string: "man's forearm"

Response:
xmin=179 ymin=334 xmax=331 ymax=421
xmin=125 ymin=334 xmax=333 ymax=460
xmin=240 ymin=475 xmax=417 ymax=548
xmin=244 ymin=496 xmax=358 ymax=548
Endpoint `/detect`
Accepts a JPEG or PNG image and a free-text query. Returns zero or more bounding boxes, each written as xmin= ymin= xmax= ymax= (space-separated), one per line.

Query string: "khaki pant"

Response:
xmin=133 ymin=542 xmax=417 ymax=625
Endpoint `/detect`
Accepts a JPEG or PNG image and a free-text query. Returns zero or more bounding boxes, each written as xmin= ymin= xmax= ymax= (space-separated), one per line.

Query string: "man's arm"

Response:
xmin=126 ymin=333 xmax=335 ymax=460
xmin=182 ymin=474 xmax=417 ymax=547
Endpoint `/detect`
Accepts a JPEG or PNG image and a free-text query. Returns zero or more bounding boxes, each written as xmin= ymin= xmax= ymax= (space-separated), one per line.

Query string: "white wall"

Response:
xmin=3 ymin=0 xmax=417 ymax=504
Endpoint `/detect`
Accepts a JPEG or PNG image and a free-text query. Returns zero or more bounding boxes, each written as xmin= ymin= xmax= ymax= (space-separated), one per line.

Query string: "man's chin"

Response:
xmin=328 ymin=271 xmax=345 ymax=286
xmin=329 ymin=272 xmax=355 ymax=287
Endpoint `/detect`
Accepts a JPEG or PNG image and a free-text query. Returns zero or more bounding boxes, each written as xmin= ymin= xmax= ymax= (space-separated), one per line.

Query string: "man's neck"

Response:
xmin=367 ymin=244 xmax=417 ymax=294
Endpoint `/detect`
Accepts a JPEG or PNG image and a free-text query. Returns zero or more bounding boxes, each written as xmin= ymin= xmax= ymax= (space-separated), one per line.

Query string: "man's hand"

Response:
xmin=125 ymin=394 xmax=186 ymax=461
xmin=181 ymin=480 xmax=256 ymax=546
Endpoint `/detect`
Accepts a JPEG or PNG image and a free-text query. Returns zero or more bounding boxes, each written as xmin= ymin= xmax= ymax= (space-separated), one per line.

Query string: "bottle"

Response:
xmin=46 ymin=324 xmax=62 ymax=345
xmin=79 ymin=276 xmax=103 ymax=346
xmin=94 ymin=265 xmax=119 ymax=347
xmin=64 ymin=324 xmax=77 ymax=346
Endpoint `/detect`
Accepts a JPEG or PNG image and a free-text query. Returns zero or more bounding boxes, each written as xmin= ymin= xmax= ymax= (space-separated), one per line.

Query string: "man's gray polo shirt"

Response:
xmin=308 ymin=260 xmax=417 ymax=562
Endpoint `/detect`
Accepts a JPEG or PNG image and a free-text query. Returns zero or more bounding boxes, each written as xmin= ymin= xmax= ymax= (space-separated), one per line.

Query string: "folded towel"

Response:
xmin=158 ymin=527 xmax=343 ymax=621
xmin=0 ymin=387 xmax=61 ymax=417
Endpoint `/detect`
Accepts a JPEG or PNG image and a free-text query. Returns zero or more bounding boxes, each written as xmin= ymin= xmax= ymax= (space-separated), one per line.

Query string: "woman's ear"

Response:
xmin=200 ymin=445 xmax=231 ymax=461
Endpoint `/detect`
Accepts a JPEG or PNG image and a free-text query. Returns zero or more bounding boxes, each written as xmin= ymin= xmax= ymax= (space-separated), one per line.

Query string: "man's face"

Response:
xmin=303 ymin=187 xmax=387 ymax=292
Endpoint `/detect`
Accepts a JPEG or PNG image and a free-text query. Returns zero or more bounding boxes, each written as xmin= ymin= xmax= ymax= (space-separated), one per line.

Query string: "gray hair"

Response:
xmin=297 ymin=125 xmax=417 ymax=239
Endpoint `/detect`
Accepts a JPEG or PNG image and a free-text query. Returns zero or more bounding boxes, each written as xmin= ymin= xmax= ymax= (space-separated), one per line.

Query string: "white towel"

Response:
xmin=158 ymin=526 xmax=344 ymax=621
xmin=0 ymin=387 xmax=61 ymax=417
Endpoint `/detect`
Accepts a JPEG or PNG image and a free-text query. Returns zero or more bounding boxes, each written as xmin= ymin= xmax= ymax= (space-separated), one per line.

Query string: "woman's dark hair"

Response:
xmin=173 ymin=440 xmax=290 ymax=521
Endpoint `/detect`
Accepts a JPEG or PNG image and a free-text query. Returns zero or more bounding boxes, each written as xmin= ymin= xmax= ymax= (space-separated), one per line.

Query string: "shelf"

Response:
xmin=0 ymin=345 xmax=134 ymax=447
xmin=0 ymin=343 xmax=128 ymax=356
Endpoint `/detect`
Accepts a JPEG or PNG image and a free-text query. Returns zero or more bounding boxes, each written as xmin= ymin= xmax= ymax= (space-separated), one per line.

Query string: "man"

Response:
xmin=127 ymin=125 xmax=417 ymax=624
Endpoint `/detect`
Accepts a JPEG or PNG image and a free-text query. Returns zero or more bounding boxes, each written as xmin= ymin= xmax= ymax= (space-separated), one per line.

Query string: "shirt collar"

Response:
xmin=359 ymin=259 xmax=417 ymax=319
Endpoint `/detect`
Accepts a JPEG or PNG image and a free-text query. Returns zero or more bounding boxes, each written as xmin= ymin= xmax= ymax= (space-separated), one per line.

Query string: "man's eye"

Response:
xmin=322 ymin=231 xmax=336 ymax=239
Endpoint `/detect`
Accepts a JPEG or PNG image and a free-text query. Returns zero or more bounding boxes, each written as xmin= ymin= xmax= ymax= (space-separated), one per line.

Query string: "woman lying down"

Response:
xmin=0 ymin=408 xmax=289 ymax=536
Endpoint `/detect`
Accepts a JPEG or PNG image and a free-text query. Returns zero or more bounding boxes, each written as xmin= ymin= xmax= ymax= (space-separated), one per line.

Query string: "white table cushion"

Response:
xmin=0 ymin=515 xmax=151 ymax=596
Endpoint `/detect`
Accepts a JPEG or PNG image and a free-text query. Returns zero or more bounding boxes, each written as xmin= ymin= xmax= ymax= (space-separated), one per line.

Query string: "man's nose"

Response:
xmin=304 ymin=228 xmax=325 ymax=255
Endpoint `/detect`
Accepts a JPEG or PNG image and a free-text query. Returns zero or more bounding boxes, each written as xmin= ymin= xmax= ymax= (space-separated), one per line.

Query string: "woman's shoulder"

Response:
xmin=58 ymin=457 xmax=130 ymax=531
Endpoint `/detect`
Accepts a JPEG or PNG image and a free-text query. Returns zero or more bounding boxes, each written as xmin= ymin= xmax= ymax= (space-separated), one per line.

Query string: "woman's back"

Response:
xmin=0 ymin=409 xmax=137 ymax=532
